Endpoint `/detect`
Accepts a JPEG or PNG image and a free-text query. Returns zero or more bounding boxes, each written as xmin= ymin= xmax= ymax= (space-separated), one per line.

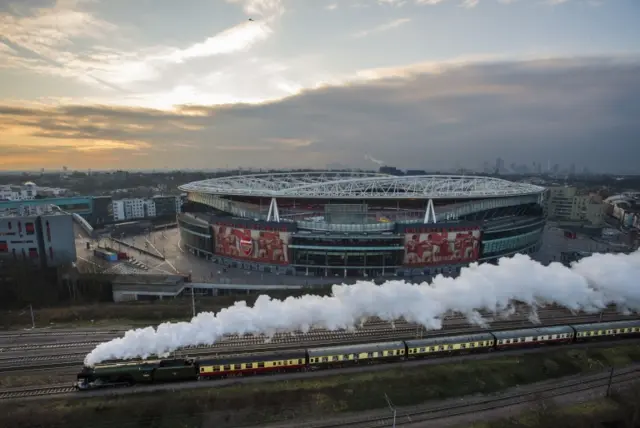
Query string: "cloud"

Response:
xmin=163 ymin=21 xmax=273 ymax=63
xmin=225 ymin=0 xmax=285 ymax=18
xmin=461 ymin=0 xmax=479 ymax=7
xmin=0 ymin=0 xmax=282 ymax=94
xmin=352 ymin=18 xmax=412 ymax=38
xmin=0 ymin=56 xmax=639 ymax=173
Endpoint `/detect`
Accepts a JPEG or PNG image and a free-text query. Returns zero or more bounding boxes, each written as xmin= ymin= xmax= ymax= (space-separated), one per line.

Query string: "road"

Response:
xmin=75 ymin=222 xmax=630 ymax=286
xmin=532 ymin=223 xmax=624 ymax=265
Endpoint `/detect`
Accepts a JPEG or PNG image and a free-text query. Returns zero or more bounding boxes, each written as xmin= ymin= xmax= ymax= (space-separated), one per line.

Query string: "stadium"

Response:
xmin=177 ymin=171 xmax=546 ymax=279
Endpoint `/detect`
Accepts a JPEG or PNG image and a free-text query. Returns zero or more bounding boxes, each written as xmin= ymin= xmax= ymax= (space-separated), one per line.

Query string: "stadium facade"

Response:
xmin=177 ymin=172 xmax=546 ymax=279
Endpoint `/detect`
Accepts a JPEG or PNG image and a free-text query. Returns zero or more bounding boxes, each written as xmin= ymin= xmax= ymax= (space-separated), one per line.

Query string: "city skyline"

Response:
xmin=1 ymin=0 xmax=639 ymax=172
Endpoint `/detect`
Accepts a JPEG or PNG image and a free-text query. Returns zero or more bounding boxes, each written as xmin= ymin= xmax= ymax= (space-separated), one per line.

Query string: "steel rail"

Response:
xmin=1 ymin=339 xmax=640 ymax=403
xmin=0 ymin=307 xmax=625 ymax=356
xmin=302 ymin=368 xmax=640 ymax=427
xmin=0 ymin=313 xmax=632 ymax=373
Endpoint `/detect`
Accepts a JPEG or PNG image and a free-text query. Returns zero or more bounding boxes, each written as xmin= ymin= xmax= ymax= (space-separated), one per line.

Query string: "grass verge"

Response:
xmin=469 ymin=393 xmax=638 ymax=428
xmin=4 ymin=344 xmax=640 ymax=428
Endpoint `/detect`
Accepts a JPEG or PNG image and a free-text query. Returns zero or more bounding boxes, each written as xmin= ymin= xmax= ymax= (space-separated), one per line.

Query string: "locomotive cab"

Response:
xmin=75 ymin=366 xmax=95 ymax=390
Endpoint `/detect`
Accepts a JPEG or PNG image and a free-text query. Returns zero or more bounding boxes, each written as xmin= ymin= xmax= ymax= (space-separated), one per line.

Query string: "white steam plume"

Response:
xmin=84 ymin=250 xmax=640 ymax=366
xmin=365 ymin=154 xmax=385 ymax=166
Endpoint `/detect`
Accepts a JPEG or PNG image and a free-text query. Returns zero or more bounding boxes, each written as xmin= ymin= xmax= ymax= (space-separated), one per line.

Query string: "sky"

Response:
xmin=0 ymin=0 xmax=639 ymax=173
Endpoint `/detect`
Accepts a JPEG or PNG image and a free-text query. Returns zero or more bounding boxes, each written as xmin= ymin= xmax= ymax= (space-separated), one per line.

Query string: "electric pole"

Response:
xmin=384 ymin=393 xmax=397 ymax=428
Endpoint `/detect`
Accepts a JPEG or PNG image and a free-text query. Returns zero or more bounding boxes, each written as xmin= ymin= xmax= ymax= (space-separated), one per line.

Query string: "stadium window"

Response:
xmin=0 ymin=241 xmax=7 ymax=252
xmin=25 ymin=222 xmax=35 ymax=235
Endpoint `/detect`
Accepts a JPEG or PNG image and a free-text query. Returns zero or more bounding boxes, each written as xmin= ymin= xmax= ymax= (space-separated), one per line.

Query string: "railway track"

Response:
xmin=0 ymin=304 xmax=611 ymax=342
xmin=0 ymin=384 xmax=77 ymax=400
xmin=0 ymin=339 xmax=639 ymax=404
xmin=0 ymin=306 xmax=614 ymax=355
xmin=311 ymin=367 xmax=640 ymax=428
xmin=0 ymin=312 xmax=633 ymax=373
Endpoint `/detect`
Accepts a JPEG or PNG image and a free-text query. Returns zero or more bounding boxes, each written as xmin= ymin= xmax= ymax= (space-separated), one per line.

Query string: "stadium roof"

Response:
xmin=179 ymin=171 xmax=545 ymax=200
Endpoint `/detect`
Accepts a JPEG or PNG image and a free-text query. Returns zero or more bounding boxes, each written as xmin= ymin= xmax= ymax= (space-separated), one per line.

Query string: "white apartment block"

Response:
xmin=0 ymin=182 xmax=37 ymax=201
xmin=546 ymin=186 xmax=605 ymax=226
xmin=112 ymin=196 xmax=181 ymax=221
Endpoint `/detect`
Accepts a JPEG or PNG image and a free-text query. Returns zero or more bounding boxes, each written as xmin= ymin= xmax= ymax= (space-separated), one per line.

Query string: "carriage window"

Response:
xmin=223 ymin=365 xmax=231 ymax=371
xmin=332 ymin=356 xmax=338 ymax=361
xmin=447 ymin=345 xmax=453 ymax=350
xmin=212 ymin=367 xmax=220 ymax=372
xmin=233 ymin=364 xmax=240 ymax=370
xmin=200 ymin=367 xmax=205 ymax=372
xmin=298 ymin=359 xmax=303 ymax=364
xmin=322 ymin=357 xmax=328 ymax=362
xmin=343 ymin=355 xmax=349 ymax=360
xmin=461 ymin=344 xmax=466 ymax=348
xmin=258 ymin=362 xmax=265 ymax=368
xmin=246 ymin=363 xmax=253 ymax=368
xmin=532 ymin=337 xmax=538 ymax=341
xmin=368 ymin=353 xmax=373 ymax=358
xmin=423 ymin=348 xmax=428 ymax=352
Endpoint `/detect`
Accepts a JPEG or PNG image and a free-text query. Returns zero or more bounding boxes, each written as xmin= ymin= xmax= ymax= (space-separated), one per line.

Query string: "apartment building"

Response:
xmin=546 ymin=186 xmax=605 ymax=226
xmin=111 ymin=196 xmax=181 ymax=222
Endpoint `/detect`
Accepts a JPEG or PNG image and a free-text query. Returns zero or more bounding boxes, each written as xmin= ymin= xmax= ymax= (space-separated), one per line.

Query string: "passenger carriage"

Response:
xmin=197 ymin=350 xmax=306 ymax=380
xmin=307 ymin=341 xmax=405 ymax=370
xmin=571 ymin=320 xmax=640 ymax=342
xmin=492 ymin=326 xmax=574 ymax=350
xmin=404 ymin=332 xmax=495 ymax=358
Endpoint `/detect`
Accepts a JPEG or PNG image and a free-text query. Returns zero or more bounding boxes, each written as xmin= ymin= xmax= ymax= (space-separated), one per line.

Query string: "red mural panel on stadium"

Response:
xmin=213 ymin=225 xmax=291 ymax=264
xmin=403 ymin=227 xmax=481 ymax=266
